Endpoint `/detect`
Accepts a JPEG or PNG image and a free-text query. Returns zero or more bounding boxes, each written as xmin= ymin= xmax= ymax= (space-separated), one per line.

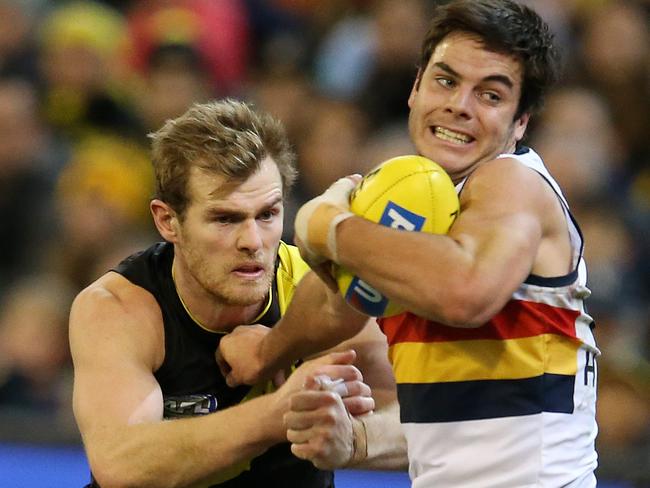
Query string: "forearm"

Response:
xmin=336 ymin=217 xmax=479 ymax=324
xmin=87 ymin=395 xmax=283 ymax=488
xmin=261 ymin=272 xmax=368 ymax=372
xmin=349 ymin=401 xmax=408 ymax=470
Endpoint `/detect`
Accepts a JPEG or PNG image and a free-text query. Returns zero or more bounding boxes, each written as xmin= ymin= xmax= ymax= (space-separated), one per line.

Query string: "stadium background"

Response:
xmin=0 ymin=0 xmax=647 ymax=486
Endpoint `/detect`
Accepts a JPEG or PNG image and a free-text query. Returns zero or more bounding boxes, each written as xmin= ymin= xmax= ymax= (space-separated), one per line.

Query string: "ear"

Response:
xmin=150 ymin=199 xmax=180 ymax=243
xmin=408 ymin=69 xmax=423 ymax=109
xmin=513 ymin=112 xmax=530 ymax=143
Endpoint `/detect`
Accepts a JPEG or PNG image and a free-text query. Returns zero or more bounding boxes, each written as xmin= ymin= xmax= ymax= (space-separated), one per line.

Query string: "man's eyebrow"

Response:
xmin=434 ymin=61 xmax=460 ymax=78
xmin=434 ymin=61 xmax=514 ymax=89
xmin=206 ymin=196 xmax=284 ymax=216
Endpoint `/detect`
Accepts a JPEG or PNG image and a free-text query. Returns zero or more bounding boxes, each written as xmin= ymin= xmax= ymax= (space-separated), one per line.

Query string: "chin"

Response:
xmin=218 ymin=282 xmax=269 ymax=307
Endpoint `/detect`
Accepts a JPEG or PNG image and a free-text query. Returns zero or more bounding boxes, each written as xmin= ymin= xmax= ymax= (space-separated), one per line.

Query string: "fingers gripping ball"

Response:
xmin=335 ymin=155 xmax=459 ymax=317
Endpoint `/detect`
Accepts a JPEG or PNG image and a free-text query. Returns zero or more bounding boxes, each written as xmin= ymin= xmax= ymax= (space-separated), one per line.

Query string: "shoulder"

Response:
xmin=70 ymin=272 xmax=164 ymax=369
xmin=461 ymin=155 xmax=555 ymax=211
xmin=72 ymin=272 xmax=160 ymax=319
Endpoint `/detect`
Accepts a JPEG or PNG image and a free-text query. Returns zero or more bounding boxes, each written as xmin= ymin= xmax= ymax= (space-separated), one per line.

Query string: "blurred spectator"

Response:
xmin=575 ymin=0 xmax=650 ymax=171
xmin=357 ymin=0 xmax=427 ymax=130
xmin=626 ymin=159 xmax=650 ymax=309
xmin=578 ymin=206 xmax=646 ymax=361
xmin=47 ymin=134 xmax=155 ymax=290
xmin=530 ymin=86 xmax=624 ymax=206
xmin=0 ymin=78 xmax=64 ymax=297
xmin=295 ymin=97 xmax=369 ymax=199
xmin=134 ymin=42 xmax=216 ymax=133
xmin=125 ymin=0 xmax=251 ymax=97
xmin=38 ymin=0 xmax=142 ymax=142
xmin=0 ymin=274 xmax=78 ymax=444
xmin=0 ymin=0 xmax=43 ymax=84
xmin=314 ymin=0 xmax=428 ymax=130
xmin=247 ymin=69 xmax=312 ymax=146
xmin=595 ymin=360 xmax=650 ymax=486
xmin=361 ymin=124 xmax=416 ymax=170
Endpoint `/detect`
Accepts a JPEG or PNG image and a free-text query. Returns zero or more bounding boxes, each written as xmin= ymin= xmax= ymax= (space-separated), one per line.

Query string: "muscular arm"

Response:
xmin=70 ymin=274 xmax=287 ymax=488
xmin=71 ymin=273 xmax=362 ymax=488
xmin=330 ymin=321 xmax=406 ymax=470
xmin=253 ymin=271 xmax=369 ymax=380
xmin=219 ymin=278 xmax=406 ymax=470
xmin=335 ymin=159 xmax=568 ymax=327
xmin=283 ymin=318 xmax=406 ymax=471
xmin=243 ymin=159 xmax=557 ymax=377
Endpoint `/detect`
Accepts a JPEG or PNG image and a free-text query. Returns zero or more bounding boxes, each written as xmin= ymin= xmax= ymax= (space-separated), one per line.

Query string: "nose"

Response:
xmin=237 ymin=218 xmax=263 ymax=252
xmin=445 ymin=87 xmax=473 ymax=119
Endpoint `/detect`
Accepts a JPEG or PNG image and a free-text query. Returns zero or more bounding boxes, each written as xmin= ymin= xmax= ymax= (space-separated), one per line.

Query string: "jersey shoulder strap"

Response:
xmin=276 ymin=241 xmax=310 ymax=315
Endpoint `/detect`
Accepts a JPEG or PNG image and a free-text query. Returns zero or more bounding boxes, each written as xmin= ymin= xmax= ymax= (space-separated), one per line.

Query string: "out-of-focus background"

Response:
xmin=0 ymin=0 xmax=648 ymax=486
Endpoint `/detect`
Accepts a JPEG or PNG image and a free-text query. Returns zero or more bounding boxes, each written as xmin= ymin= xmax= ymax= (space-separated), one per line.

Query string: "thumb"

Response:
xmin=273 ymin=368 xmax=288 ymax=387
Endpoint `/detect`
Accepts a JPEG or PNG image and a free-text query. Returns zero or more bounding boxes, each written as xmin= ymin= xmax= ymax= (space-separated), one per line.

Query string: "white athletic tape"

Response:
xmin=314 ymin=375 xmax=348 ymax=397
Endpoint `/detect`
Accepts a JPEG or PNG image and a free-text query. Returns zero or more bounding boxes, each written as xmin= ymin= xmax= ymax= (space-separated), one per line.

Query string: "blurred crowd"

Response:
xmin=0 ymin=0 xmax=647 ymax=485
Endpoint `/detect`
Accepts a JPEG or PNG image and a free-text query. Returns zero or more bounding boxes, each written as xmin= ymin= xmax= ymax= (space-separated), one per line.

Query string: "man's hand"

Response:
xmin=294 ymin=175 xmax=360 ymax=290
xmin=283 ymin=368 xmax=372 ymax=470
xmin=216 ymin=324 xmax=273 ymax=387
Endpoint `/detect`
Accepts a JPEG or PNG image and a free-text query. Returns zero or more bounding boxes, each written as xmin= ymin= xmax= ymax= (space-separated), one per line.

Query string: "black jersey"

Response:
xmin=86 ymin=241 xmax=332 ymax=488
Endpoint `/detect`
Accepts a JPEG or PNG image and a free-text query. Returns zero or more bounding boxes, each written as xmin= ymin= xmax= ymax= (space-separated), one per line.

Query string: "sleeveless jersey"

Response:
xmin=378 ymin=147 xmax=599 ymax=488
xmin=95 ymin=241 xmax=332 ymax=488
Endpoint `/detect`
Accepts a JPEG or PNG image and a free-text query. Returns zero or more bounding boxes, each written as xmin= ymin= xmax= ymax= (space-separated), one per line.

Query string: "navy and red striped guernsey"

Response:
xmin=378 ymin=147 xmax=599 ymax=488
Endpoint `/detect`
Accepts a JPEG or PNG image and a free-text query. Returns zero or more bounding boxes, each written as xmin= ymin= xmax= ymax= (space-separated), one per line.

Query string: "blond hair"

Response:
xmin=149 ymin=99 xmax=297 ymax=217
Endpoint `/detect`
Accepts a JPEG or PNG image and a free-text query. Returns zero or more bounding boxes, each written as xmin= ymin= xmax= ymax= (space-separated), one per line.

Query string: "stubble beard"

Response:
xmin=182 ymin=245 xmax=274 ymax=307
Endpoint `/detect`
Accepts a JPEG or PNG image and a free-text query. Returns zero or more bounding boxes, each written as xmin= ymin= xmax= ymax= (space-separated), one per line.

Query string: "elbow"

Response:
xmin=91 ymin=463 xmax=133 ymax=488
xmin=439 ymin=304 xmax=486 ymax=328
xmin=91 ymin=463 xmax=141 ymax=488
xmin=420 ymin=282 xmax=493 ymax=329
xmin=93 ymin=473 xmax=164 ymax=488
xmin=90 ymin=456 xmax=169 ymax=488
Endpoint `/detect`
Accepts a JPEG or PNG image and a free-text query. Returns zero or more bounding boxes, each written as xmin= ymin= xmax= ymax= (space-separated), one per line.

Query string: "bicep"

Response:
xmin=450 ymin=166 xmax=544 ymax=304
xmin=70 ymin=286 xmax=164 ymax=448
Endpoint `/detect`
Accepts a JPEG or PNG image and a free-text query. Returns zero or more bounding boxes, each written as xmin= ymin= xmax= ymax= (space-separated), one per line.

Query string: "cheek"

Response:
xmin=265 ymin=221 xmax=284 ymax=246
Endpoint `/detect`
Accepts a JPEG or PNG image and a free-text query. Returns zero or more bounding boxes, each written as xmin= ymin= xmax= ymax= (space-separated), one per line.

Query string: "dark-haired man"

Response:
xmin=220 ymin=1 xmax=599 ymax=486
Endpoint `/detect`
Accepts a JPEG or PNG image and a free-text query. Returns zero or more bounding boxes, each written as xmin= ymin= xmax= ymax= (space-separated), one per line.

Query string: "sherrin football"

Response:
xmin=335 ymin=155 xmax=459 ymax=317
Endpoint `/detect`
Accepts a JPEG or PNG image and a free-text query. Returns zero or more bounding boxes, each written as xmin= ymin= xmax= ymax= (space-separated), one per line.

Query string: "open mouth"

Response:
xmin=432 ymin=126 xmax=474 ymax=145
xmin=232 ymin=263 xmax=265 ymax=277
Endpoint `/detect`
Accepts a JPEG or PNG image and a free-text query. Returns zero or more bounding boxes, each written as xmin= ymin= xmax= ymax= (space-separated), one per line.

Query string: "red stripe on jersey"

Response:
xmin=378 ymin=300 xmax=579 ymax=345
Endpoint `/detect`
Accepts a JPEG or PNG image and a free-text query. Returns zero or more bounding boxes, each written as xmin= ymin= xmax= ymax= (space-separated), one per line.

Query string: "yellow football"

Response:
xmin=335 ymin=155 xmax=459 ymax=317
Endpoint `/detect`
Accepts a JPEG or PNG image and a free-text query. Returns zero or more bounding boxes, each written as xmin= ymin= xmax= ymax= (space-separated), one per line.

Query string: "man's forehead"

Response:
xmin=187 ymin=160 xmax=283 ymax=204
xmin=430 ymin=32 xmax=524 ymax=85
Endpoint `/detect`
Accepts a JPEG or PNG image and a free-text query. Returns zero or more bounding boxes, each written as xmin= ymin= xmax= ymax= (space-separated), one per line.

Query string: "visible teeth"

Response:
xmin=434 ymin=127 xmax=471 ymax=144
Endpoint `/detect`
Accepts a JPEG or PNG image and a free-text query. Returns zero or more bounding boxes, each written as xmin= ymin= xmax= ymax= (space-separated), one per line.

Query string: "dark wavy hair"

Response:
xmin=419 ymin=0 xmax=561 ymax=118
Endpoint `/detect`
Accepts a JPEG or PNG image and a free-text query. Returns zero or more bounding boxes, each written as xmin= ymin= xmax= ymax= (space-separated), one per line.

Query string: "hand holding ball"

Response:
xmin=335 ymin=155 xmax=459 ymax=317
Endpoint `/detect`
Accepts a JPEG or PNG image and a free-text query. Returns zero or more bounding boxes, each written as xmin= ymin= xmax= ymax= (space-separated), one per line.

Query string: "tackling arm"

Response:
xmin=219 ymin=271 xmax=369 ymax=387
xmin=287 ymin=320 xmax=407 ymax=471
xmin=71 ymin=273 xmax=364 ymax=488
xmin=332 ymin=159 xmax=551 ymax=327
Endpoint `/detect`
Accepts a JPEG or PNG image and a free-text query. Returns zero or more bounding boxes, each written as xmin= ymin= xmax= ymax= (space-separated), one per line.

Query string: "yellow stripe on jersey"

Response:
xmin=276 ymin=241 xmax=311 ymax=314
xmin=389 ymin=334 xmax=580 ymax=384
